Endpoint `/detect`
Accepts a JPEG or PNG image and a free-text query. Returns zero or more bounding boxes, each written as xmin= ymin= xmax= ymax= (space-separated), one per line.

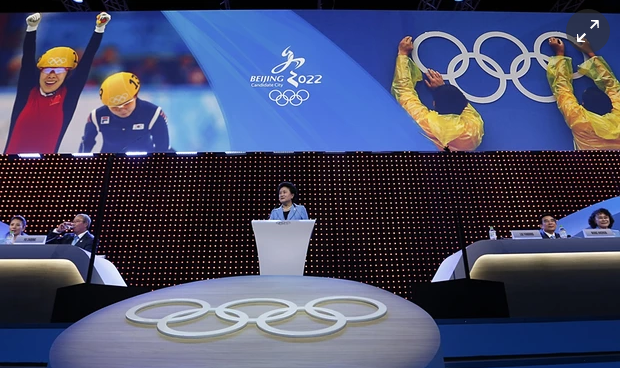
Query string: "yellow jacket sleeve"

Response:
xmin=578 ymin=56 xmax=620 ymax=112
xmin=547 ymin=56 xmax=620 ymax=149
xmin=391 ymin=55 xmax=429 ymax=121
xmin=391 ymin=55 xmax=484 ymax=151
xmin=546 ymin=56 xmax=583 ymax=129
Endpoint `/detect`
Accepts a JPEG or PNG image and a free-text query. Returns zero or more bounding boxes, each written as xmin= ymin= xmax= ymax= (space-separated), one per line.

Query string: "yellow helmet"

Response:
xmin=99 ymin=72 xmax=141 ymax=107
xmin=36 ymin=47 xmax=78 ymax=69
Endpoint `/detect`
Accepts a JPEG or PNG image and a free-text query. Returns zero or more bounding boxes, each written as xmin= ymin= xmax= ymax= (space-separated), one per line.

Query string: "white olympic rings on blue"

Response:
xmin=412 ymin=31 xmax=588 ymax=104
xmin=125 ymin=296 xmax=388 ymax=339
xmin=269 ymin=89 xmax=310 ymax=107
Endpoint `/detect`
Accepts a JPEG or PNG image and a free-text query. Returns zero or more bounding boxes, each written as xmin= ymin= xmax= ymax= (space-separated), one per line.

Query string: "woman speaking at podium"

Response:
xmin=269 ymin=182 xmax=309 ymax=220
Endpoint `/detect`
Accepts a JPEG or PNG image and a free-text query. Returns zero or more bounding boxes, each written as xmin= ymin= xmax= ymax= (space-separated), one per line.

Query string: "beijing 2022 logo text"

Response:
xmin=249 ymin=47 xmax=323 ymax=107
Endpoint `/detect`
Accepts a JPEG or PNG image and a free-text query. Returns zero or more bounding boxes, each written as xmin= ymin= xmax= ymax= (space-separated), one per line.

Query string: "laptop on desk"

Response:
xmin=13 ymin=235 xmax=47 ymax=245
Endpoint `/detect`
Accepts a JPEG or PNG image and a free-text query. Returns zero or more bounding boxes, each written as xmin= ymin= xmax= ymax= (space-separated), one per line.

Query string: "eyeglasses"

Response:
xmin=542 ymin=219 xmax=557 ymax=223
xmin=41 ymin=67 xmax=68 ymax=75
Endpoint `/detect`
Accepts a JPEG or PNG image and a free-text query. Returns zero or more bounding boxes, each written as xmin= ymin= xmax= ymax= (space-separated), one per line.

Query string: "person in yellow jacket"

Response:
xmin=547 ymin=37 xmax=620 ymax=150
xmin=391 ymin=36 xmax=484 ymax=151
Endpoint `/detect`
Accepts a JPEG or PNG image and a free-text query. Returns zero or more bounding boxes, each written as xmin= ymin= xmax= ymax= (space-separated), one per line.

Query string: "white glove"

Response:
xmin=95 ymin=12 xmax=111 ymax=33
xmin=26 ymin=13 xmax=41 ymax=32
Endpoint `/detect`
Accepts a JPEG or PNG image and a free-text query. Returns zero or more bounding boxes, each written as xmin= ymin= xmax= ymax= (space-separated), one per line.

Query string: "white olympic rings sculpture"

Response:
xmin=126 ymin=296 xmax=387 ymax=339
xmin=269 ymin=89 xmax=310 ymax=107
xmin=411 ymin=31 xmax=588 ymax=104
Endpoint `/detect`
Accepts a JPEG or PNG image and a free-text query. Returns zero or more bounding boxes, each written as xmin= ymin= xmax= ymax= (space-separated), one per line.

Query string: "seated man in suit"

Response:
xmin=539 ymin=213 xmax=561 ymax=239
xmin=46 ymin=213 xmax=96 ymax=251
xmin=269 ymin=182 xmax=309 ymax=220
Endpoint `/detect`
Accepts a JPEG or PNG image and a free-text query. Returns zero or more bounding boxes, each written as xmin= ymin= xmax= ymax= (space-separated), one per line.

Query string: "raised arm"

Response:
xmin=391 ymin=36 xmax=430 ymax=122
xmin=546 ymin=37 xmax=583 ymax=127
xmin=67 ymin=12 xmax=111 ymax=93
xmin=15 ymin=14 xmax=41 ymax=99
xmin=578 ymin=56 xmax=620 ymax=110
xmin=570 ymin=38 xmax=619 ymax=104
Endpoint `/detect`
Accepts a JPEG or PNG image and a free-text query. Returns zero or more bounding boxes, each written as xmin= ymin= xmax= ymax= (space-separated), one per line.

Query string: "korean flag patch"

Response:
xmin=132 ymin=123 xmax=145 ymax=130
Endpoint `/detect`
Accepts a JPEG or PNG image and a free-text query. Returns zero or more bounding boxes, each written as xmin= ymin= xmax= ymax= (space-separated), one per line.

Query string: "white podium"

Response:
xmin=251 ymin=219 xmax=316 ymax=275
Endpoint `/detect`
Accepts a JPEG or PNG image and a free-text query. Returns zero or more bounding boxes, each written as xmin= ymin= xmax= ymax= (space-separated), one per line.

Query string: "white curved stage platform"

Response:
xmin=49 ymin=276 xmax=444 ymax=368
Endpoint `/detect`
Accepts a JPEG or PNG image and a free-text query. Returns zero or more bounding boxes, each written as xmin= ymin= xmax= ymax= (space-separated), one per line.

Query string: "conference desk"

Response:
xmin=0 ymin=244 xmax=126 ymax=323
xmin=0 ymin=244 xmax=125 ymax=286
xmin=433 ymin=237 xmax=620 ymax=282
xmin=432 ymin=237 xmax=620 ymax=318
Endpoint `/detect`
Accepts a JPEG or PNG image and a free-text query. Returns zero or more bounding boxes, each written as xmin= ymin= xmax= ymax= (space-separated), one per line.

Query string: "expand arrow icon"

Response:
xmin=591 ymin=20 xmax=599 ymax=29
xmin=576 ymin=33 xmax=586 ymax=43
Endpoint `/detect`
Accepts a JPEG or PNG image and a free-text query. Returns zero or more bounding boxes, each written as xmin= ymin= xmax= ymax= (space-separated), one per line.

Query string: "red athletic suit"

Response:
xmin=4 ymin=30 xmax=103 ymax=154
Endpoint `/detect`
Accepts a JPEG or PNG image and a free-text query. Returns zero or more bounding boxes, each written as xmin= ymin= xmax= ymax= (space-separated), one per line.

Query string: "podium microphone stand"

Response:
xmin=408 ymin=148 xmax=509 ymax=319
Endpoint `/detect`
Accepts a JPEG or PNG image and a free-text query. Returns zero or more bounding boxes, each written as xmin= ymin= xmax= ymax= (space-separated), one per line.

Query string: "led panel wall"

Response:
xmin=0 ymin=154 xmax=107 ymax=236
xmin=1 ymin=151 xmax=619 ymax=300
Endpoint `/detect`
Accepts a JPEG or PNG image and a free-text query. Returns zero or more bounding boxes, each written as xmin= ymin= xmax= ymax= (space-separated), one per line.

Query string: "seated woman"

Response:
xmin=3 ymin=215 xmax=28 ymax=244
xmin=269 ymin=182 xmax=309 ymax=220
xmin=588 ymin=208 xmax=620 ymax=236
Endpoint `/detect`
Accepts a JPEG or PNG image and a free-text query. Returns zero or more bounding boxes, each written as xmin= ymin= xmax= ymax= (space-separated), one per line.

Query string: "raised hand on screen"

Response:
xmin=26 ymin=13 xmax=41 ymax=27
xmin=548 ymin=37 xmax=565 ymax=56
xmin=96 ymin=12 xmax=112 ymax=31
xmin=398 ymin=36 xmax=414 ymax=56
xmin=424 ymin=69 xmax=445 ymax=90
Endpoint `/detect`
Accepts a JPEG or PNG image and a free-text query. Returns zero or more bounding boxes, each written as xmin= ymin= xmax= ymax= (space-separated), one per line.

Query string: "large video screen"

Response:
xmin=0 ymin=10 xmax=618 ymax=153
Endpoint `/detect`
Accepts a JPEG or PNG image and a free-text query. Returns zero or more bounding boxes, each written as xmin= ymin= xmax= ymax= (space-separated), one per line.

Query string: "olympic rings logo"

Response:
xmin=269 ymin=89 xmax=310 ymax=107
xmin=412 ymin=31 xmax=588 ymax=104
xmin=108 ymin=93 xmax=129 ymax=106
xmin=125 ymin=296 xmax=388 ymax=339
xmin=46 ymin=57 xmax=67 ymax=66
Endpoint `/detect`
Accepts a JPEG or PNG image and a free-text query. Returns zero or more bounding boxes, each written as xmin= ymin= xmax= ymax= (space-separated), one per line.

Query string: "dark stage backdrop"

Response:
xmin=1 ymin=151 xmax=619 ymax=300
